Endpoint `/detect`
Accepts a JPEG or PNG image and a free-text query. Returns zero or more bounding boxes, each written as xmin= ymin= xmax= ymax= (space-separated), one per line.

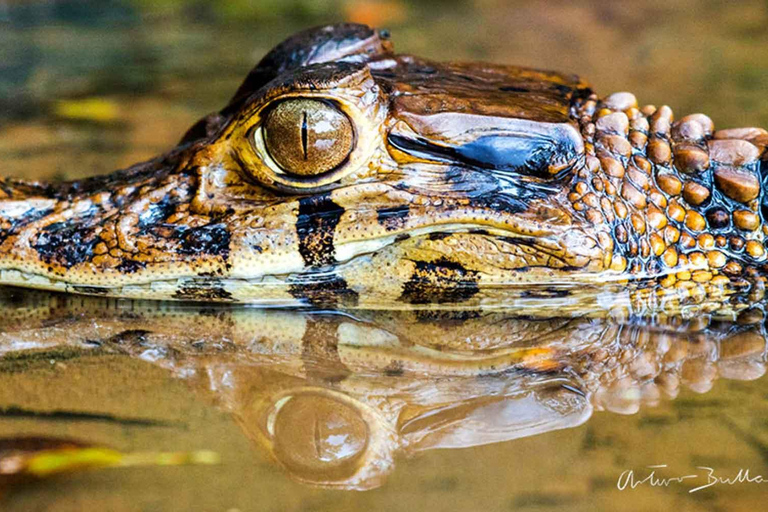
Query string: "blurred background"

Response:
xmin=1 ymin=0 xmax=768 ymax=182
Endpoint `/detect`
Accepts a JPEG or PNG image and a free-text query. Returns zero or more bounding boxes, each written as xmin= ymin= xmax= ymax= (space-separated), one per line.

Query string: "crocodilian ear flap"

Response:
xmin=180 ymin=23 xmax=393 ymax=144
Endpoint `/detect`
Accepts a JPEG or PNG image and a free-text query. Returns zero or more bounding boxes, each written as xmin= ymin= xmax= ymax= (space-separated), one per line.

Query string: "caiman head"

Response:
xmin=1 ymin=23 xmax=767 ymax=312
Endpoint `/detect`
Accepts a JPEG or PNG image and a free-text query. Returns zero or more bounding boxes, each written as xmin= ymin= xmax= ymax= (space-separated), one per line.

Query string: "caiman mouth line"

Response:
xmin=333 ymin=221 xmax=559 ymax=262
xmin=0 ymin=267 xmax=637 ymax=317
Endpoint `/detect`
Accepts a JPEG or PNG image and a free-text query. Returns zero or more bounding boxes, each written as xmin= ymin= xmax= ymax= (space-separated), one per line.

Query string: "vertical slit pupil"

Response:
xmin=301 ymin=111 xmax=308 ymax=160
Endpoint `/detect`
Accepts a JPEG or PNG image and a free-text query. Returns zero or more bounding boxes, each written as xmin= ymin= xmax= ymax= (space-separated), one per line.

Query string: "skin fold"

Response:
xmin=0 ymin=23 xmax=766 ymax=318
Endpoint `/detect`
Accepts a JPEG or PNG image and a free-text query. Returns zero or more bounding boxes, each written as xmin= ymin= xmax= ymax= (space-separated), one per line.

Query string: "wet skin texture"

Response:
xmin=1 ymin=23 xmax=768 ymax=316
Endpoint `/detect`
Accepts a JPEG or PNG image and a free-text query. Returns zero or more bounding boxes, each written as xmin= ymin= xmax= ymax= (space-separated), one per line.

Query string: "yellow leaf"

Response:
xmin=53 ymin=98 xmax=120 ymax=123
xmin=25 ymin=447 xmax=124 ymax=477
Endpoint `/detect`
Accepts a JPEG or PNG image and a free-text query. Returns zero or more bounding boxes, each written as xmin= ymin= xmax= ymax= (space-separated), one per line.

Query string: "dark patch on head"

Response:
xmin=428 ymin=232 xmax=452 ymax=241
xmin=173 ymin=280 xmax=233 ymax=301
xmin=301 ymin=316 xmax=350 ymax=383
xmin=288 ymin=271 xmax=359 ymax=307
xmin=33 ymin=222 xmax=99 ymax=269
xmin=400 ymin=258 xmax=480 ymax=304
xmin=296 ymin=193 xmax=345 ymax=267
xmin=176 ymin=223 xmax=231 ymax=258
xmin=377 ymin=205 xmax=410 ymax=231
xmin=138 ymin=197 xmax=177 ymax=229
xmin=394 ymin=233 xmax=411 ymax=243
xmin=0 ymin=206 xmax=54 ymax=245
xmin=570 ymin=85 xmax=595 ymax=104
xmin=383 ymin=360 xmax=405 ymax=377
xmin=115 ymin=259 xmax=146 ymax=274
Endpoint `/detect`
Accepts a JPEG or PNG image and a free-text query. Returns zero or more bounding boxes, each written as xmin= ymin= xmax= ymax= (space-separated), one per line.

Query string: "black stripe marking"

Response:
xmin=115 ymin=259 xmax=145 ymax=274
xmin=296 ymin=193 xmax=344 ymax=267
xmin=34 ymin=223 xmax=99 ymax=269
xmin=287 ymin=272 xmax=359 ymax=307
xmin=400 ymin=258 xmax=480 ymax=304
xmin=176 ymin=223 xmax=231 ymax=259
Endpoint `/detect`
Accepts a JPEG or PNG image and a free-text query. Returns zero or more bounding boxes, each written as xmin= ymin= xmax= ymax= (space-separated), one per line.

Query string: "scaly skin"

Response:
xmin=570 ymin=96 xmax=768 ymax=319
xmin=0 ymin=287 xmax=765 ymax=489
xmin=0 ymin=24 xmax=766 ymax=317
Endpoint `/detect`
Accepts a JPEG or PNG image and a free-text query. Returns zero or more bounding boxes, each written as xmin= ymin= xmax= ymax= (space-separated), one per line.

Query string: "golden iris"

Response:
xmin=262 ymin=99 xmax=354 ymax=176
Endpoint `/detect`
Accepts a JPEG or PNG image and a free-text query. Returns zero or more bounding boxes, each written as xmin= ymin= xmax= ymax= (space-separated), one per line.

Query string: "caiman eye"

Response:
xmin=262 ymin=99 xmax=354 ymax=176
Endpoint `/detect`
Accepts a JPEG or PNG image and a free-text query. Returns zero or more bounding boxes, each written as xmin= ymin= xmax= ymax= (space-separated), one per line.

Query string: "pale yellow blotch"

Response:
xmin=53 ymin=98 xmax=120 ymax=123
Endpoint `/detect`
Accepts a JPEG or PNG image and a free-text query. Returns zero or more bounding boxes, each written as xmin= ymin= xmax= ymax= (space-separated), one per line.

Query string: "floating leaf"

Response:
xmin=53 ymin=98 xmax=120 ymax=123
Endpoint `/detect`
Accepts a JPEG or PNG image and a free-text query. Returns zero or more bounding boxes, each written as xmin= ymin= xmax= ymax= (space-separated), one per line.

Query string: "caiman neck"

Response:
xmin=568 ymin=91 xmax=768 ymax=310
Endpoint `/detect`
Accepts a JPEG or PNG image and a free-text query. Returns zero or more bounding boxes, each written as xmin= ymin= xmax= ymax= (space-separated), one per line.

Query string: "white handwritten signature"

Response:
xmin=617 ymin=465 xmax=768 ymax=493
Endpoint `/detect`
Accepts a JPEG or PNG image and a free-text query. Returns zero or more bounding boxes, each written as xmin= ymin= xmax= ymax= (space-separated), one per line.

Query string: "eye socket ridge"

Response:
xmin=260 ymin=98 xmax=356 ymax=179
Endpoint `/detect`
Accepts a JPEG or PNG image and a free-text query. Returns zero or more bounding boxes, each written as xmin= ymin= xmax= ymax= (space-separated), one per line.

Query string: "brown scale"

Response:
xmin=570 ymin=91 xmax=768 ymax=301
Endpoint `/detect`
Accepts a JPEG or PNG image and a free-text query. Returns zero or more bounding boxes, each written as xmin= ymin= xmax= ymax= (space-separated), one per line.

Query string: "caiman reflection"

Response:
xmin=0 ymin=24 xmax=767 ymax=318
xmin=0 ymin=289 xmax=765 ymax=490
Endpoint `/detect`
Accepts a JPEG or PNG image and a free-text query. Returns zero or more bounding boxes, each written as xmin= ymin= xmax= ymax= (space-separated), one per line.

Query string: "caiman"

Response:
xmin=0 ymin=288 xmax=764 ymax=489
xmin=1 ymin=23 xmax=767 ymax=318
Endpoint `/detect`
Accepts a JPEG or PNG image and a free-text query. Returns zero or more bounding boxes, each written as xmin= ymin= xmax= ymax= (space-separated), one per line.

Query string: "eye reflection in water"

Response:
xmin=0 ymin=287 xmax=765 ymax=490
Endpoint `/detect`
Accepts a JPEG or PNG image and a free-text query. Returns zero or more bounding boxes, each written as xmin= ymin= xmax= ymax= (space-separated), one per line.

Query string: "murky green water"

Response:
xmin=1 ymin=1 xmax=768 ymax=510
